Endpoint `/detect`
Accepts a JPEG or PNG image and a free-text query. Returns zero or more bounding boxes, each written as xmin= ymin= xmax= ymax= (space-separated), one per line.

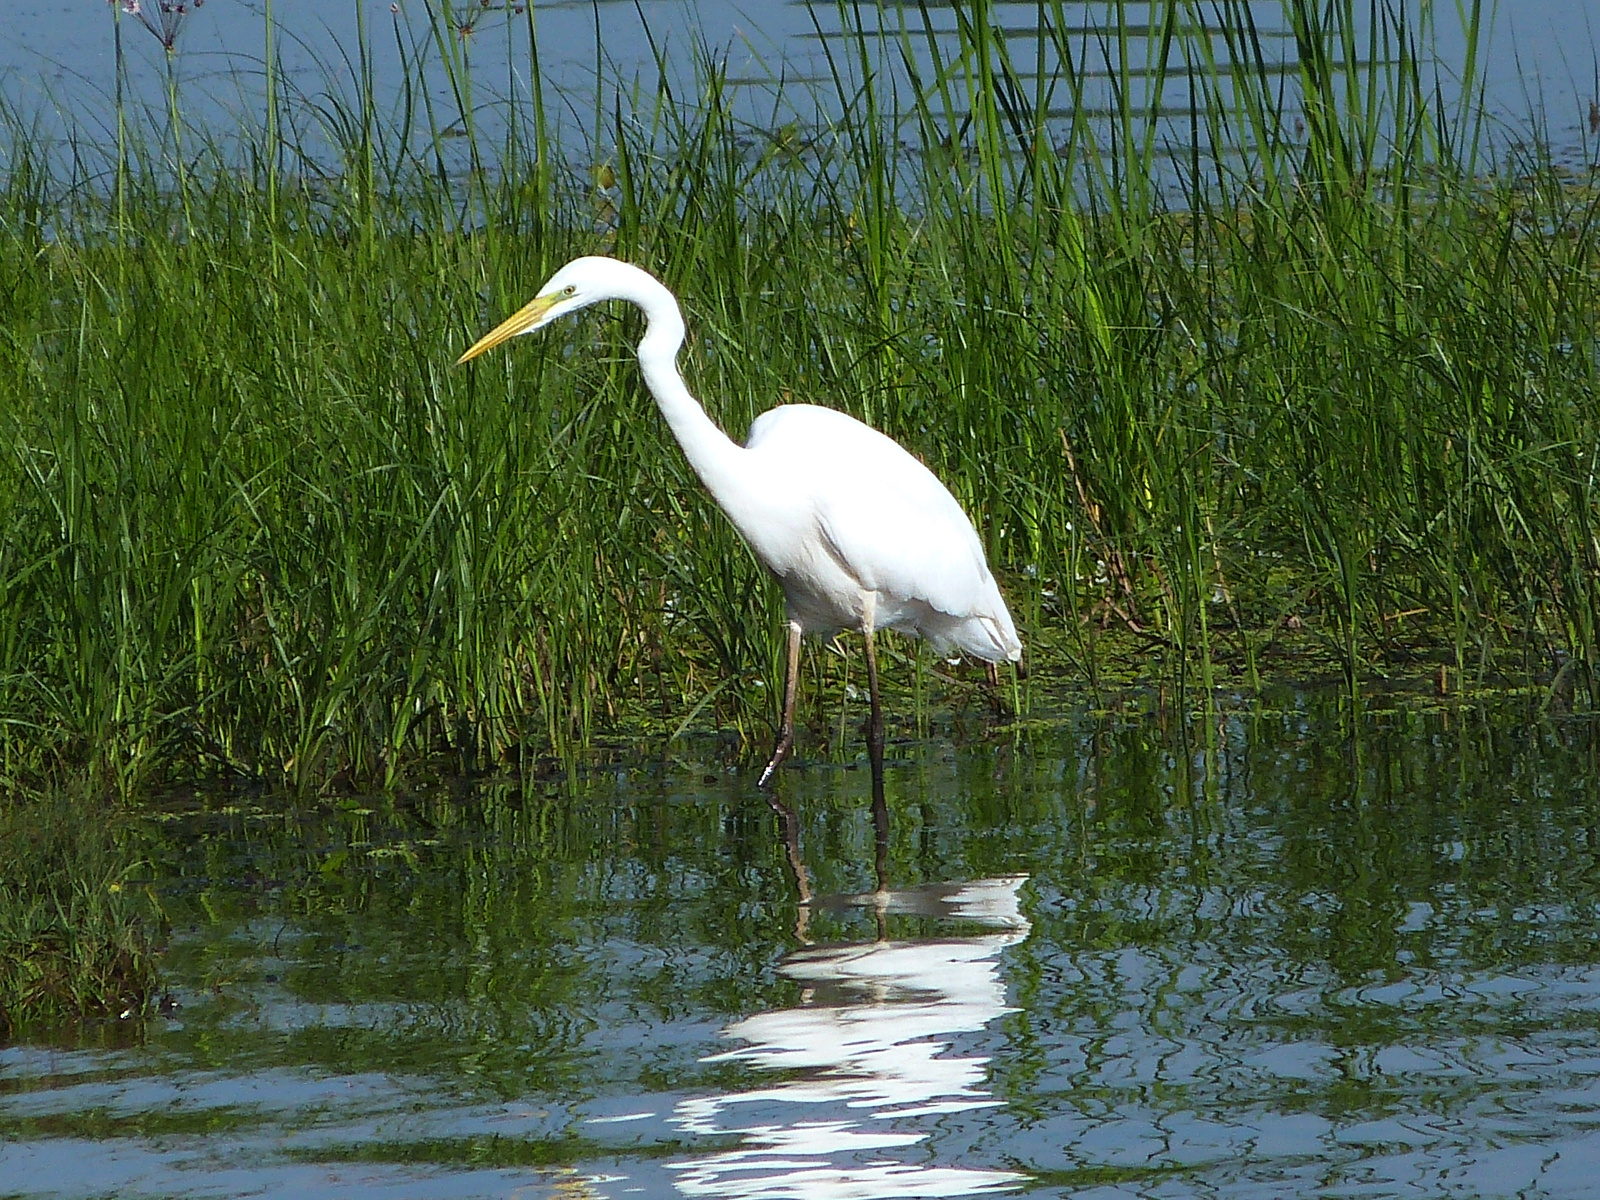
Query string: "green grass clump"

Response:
xmin=0 ymin=787 xmax=162 ymax=1039
xmin=0 ymin=0 xmax=1596 ymax=792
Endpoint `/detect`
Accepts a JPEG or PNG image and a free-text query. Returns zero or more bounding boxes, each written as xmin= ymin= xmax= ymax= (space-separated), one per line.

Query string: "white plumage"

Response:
xmin=737 ymin=403 xmax=1018 ymax=659
xmin=458 ymin=256 xmax=1020 ymax=786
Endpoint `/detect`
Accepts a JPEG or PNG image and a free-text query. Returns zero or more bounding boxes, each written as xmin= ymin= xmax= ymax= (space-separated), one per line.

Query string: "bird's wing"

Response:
xmin=811 ymin=455 xmax=996 ymax=622
xmin=746 ymin=404 xmax=1002 ymax=623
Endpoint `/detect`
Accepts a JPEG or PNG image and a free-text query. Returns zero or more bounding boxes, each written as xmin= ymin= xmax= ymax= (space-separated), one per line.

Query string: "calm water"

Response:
xmin=5 ymin=697 xmax=1600 ymax=1198
xmin=2 ymin=1 xmax=1596 ymax=167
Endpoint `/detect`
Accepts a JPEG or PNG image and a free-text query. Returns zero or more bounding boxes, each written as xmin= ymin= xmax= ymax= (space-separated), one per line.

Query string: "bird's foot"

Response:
xmin=758 ymin=730 xmax=794 ymax=788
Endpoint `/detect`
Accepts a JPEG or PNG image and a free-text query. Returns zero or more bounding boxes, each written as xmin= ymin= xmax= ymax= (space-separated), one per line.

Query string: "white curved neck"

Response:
xmin=626 ymin=271 xmax=749 ymax=506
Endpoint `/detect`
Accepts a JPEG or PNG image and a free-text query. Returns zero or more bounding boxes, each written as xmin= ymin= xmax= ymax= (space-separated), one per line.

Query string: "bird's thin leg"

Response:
xmin=758 ymin=621 xmax=803 ymax=788
xmin=983 ymin=659 xmax=1002 ymax=716
xmin=863 ymin=626 xmax=886 ymax=804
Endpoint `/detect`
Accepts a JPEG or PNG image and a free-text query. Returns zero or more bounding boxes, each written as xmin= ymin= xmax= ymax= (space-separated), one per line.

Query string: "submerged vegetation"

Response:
xmin=0 ymin=787 xmax=161 ymax=1038
xmin=0 ymin=0 xmax=1596 ymax=799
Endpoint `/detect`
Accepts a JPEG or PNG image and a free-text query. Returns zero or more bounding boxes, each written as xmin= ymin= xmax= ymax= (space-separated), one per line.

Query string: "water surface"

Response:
xmin=4 ymin=2 xmax=1596 ymax=168
xmin=5 ymin=695 xmax=1600 ymax=1198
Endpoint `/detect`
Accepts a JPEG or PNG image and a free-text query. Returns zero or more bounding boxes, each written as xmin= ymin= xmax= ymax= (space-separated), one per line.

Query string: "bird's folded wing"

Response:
xmin=814 ymin=474 xmax=994 ymax=622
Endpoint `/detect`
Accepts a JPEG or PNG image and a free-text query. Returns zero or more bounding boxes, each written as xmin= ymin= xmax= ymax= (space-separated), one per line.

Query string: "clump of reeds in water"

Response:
xmin=0 ymin=0 xmax=1595 ymax=794
xmin=0 ymin=788 xmax=161 ymax=1039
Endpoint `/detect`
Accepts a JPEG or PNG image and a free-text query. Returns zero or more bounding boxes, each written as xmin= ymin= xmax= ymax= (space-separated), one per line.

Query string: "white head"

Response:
xmin=456 ymin=256 xmax=667 ymax=365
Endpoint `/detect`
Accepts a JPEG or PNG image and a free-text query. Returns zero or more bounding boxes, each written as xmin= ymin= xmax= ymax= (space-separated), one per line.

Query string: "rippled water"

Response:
xmin=4 ymin=697 xmax=1600 ymax=1198
xmin=4 ymin=1 xmax=1596 ymax=169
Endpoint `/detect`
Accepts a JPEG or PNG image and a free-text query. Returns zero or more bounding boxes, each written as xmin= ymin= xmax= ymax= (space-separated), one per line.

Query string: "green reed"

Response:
xmin=0 ymin=0 xmax=1595 ymax=793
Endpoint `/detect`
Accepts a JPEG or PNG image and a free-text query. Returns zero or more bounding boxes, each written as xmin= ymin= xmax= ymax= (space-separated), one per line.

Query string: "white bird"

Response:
xmin=457 ymin=256 xmax=1021 ymax=788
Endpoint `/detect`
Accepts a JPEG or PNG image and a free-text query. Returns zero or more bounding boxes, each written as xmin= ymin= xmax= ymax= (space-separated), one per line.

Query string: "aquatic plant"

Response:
xmin=110 ymin=0 xmax=203 ymax=54
xmin=0 ymin=788 xmax=161 ymax=1039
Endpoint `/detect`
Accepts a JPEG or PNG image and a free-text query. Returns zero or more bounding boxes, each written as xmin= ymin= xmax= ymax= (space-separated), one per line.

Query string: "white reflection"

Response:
xmin=670 ymin=876 xmax=1031 ymax=1199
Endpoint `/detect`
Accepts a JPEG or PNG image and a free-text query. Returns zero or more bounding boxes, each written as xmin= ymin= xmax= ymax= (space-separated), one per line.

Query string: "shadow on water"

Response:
xmin=3 ymin=694 xmax=1600 ymax=1198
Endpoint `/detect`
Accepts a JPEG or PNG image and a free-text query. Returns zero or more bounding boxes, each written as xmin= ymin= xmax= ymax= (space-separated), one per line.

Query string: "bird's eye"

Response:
xmin=563 ymin=285 xmax=577 ymax=296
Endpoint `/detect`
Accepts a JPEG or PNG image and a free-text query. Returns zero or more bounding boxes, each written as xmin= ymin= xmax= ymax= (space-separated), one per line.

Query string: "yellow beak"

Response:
xmin=456 ymin=293 xmax=560 ymax=365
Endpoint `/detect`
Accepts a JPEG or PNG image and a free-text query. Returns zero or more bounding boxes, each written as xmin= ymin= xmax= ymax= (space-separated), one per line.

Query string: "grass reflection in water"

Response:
xmin=2 ymin=695 xmax=1599 ymax=1198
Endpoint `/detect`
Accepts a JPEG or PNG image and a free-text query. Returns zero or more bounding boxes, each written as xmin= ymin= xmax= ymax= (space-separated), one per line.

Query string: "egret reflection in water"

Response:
xmin=668 ymin=875 xmax=1031 ymax=1199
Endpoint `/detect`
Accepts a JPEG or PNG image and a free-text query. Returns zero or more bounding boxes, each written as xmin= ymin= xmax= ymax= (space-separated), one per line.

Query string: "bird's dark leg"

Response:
xmin=863 ymin=627 xmax=886 ymax=806
xmin=983 ymin=659 xmax=1002 ymax=716
xmin=983 ymin=658 xmax=1013 ymax=717
xmin=758 ymin=621 xmax=803 ymax=788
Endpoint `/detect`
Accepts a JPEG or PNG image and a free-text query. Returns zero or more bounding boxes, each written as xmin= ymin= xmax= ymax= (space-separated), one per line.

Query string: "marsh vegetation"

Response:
xmin=2 ymin=0 xmax=1595 ymax=795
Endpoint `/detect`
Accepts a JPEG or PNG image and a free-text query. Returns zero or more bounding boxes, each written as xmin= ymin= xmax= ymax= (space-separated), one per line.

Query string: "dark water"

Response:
xmin=5 ymin=697 xmax=1600 ymax=1198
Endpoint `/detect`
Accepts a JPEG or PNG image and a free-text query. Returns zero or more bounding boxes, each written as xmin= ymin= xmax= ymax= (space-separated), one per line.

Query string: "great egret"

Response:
xmin=457 ymin=256 xmax=1021 ymax=788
